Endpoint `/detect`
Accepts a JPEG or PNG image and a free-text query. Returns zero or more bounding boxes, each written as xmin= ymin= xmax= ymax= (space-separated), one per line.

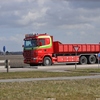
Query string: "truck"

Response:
xmin=23 ymin=33 xmax=100 ymax=66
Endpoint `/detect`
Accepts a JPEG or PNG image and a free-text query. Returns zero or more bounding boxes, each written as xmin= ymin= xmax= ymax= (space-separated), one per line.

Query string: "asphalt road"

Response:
xmin=0 ymin=64 xmax=100 ymax=72
xmin=0 ymin=75 xmax=100 ymax=83
xmin=0 ymin=64 xmax=100 ymax=83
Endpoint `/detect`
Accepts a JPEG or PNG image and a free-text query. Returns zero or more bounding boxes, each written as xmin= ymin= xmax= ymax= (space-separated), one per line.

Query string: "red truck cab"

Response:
xmin=23 ymin=33 xmax=54 ymax=66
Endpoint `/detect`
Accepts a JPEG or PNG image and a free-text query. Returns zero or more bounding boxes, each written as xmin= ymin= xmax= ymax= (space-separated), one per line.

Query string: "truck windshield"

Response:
xmin=24 ymin=39 xmax=37 ymax=48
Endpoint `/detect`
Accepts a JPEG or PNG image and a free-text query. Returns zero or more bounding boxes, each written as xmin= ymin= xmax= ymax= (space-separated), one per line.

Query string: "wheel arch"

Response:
xmin=79 ymin=54 xmax=97 ymax=58
xmin=79 ymin=54 xmax=89 ymax=58
xmin=42 ymin=55 xmax=53 ymax=63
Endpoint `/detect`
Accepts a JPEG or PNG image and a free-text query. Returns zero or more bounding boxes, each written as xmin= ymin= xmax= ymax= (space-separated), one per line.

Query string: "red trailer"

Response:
xmin=23 ymin=33 xmax=100 ymax=66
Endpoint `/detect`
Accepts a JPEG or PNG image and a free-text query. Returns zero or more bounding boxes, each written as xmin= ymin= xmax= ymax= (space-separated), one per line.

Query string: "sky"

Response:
xmin=0 ymin=0 xmax=100 ymax=52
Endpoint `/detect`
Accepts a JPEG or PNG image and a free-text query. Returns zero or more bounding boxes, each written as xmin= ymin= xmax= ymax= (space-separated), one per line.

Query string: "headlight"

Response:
xmin=33 ymin=58 xmax=37 ymax=60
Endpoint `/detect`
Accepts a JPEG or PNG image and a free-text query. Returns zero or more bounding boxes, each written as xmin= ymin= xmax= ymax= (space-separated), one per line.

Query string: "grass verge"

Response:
xmin=0 ymin=79 xmax=100 ymax=100
xmin=0 ymin=69 xmax=100 ymax=79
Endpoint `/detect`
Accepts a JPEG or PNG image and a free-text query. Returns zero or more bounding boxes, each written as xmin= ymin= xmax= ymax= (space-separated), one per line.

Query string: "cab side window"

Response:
xmin=39 ymin=38 xmax=50 ymax=46
xmin=39 ymin=39 xmax=45 ymax=46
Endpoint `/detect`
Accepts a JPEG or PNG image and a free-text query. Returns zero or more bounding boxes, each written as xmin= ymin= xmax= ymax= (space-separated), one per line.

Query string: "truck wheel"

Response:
xmin=89 ymin=55 xmax=96 ymax=64
xmin=80 ymin=56 xmax=87 ymax=64
xmin=43 ymin=57 xmax=52 ymax=66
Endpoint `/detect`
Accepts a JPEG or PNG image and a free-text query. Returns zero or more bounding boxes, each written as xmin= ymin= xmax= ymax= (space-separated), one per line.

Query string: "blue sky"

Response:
xmin=0 ymin=0 xmax=100 ymax=51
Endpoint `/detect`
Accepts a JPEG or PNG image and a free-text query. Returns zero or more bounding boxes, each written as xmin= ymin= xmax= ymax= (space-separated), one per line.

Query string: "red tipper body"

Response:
xmin=23 ymin=33 xmax=100 ymax=66
xmin=53 ymin=41 xmax=100 ymax=54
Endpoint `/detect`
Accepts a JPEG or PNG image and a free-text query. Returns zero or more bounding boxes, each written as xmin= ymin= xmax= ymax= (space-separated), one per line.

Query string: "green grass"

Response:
xmin=0 ymin=69 xmax=100 ymax=100
xmin=0 ymin=79 xmax=100 ymax=100
xmin=0 ymin=69 xmax=100 ymax=79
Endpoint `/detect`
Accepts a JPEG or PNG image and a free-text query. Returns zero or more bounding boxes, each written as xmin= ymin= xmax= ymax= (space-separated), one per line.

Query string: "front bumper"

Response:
xmin=24 ymin=57 xmax=42 ymax=64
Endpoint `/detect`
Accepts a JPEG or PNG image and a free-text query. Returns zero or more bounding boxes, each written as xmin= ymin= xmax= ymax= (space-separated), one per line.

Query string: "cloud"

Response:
xmin=17 ymin=7 xmax=49 ymax=27
xmin=69 ymin=0 xmax=100 ymax=9
xmin=1 ymin=0 xmax=100 ymax=29
xmin=0 ymin=0 xmax=100 ymax=51
xmin=0 ymin=37 xmax=6 ymax=41
xmin=0 ymin=0 xmax=49 ymax=28
xmin=9 ymin=34 xmax=24 ymax=44
xmin=0 ymin=34 xmax=23 ymax=43
xmin=37 ymin=0 xmax=47 ymax=7
xmin=59 ymin=23 xmax=94 ymax=30
xmin=0 ymin=33 xmax=24 ymax=51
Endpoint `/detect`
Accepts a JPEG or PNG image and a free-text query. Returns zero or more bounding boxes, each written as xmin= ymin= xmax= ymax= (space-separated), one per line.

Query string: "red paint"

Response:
xmin=23 ymin=33 xmax=100 ymax=66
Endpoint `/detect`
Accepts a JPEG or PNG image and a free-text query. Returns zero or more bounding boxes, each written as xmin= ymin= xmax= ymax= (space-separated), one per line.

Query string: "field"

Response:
xmin=0 ymin=69 xmax=100 ymax=79
xmin=0 ymin=79 xmax=100 ymax=100
xmin=0 ymin=55 xmax=28 ymax=68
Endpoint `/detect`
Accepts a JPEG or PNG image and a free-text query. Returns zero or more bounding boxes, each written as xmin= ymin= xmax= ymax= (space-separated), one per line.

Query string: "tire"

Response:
xmin=43 ymin=57 xmax=52 ymax=66
xmin=89 ymin=55 xmax=96 ymax=64
xmin=80 ymin=56 xmax=87 ymax=65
